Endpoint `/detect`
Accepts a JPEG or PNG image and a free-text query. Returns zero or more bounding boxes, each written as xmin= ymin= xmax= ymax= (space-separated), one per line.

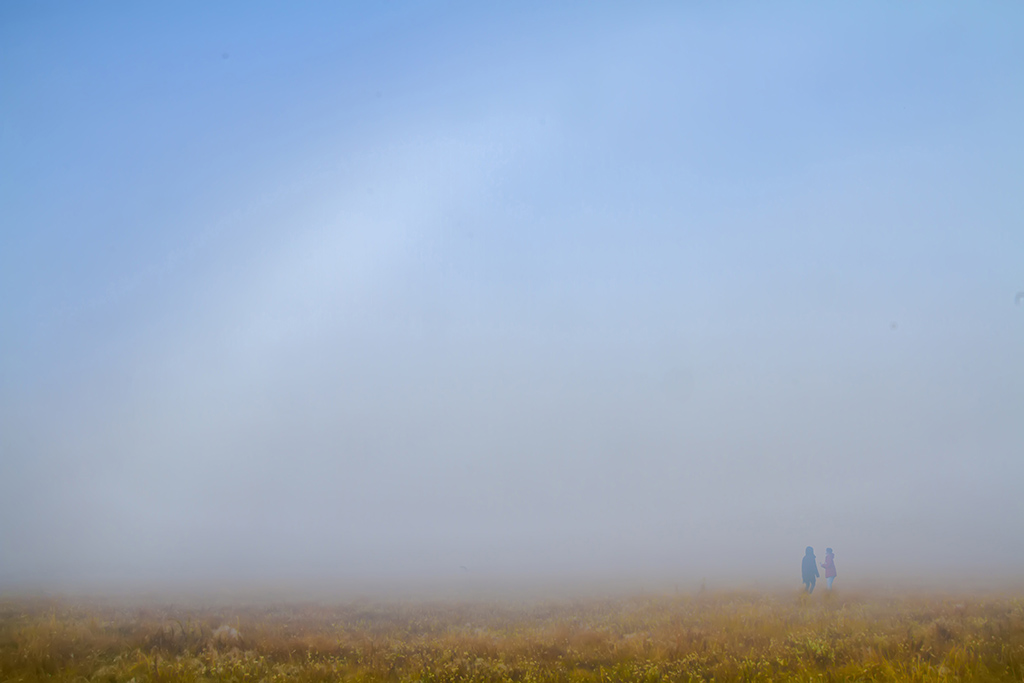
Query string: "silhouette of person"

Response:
xmin=802 ymin=546 xmax=819 ymax=594
xmin=821 ymin=548 xmax=837 ymax=590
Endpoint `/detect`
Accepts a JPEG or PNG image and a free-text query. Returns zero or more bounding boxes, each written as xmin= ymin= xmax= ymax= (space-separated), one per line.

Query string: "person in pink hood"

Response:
xmin=821 ymin=548 xmax=837 ymax=590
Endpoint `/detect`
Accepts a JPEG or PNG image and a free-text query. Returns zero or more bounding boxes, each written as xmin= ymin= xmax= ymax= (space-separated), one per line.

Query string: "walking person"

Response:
xmin=821 ymin=548 xmax=837 ymax=590
xmin=802 ymin=546 xmax=819 ymax=594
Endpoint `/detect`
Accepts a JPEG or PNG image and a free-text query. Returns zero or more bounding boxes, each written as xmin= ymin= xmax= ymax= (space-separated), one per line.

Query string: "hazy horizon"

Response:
xmin=2 ymin=2 xmax=1022 ymax=594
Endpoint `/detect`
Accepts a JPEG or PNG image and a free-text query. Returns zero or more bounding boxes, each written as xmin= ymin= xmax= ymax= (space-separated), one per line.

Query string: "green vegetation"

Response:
xmin=2 ymin=591 xmax=1023 ymax=681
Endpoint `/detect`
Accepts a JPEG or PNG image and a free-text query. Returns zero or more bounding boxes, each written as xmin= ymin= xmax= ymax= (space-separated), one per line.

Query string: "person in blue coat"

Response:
xmin=802 ymin=546 xmax=819 ymax=594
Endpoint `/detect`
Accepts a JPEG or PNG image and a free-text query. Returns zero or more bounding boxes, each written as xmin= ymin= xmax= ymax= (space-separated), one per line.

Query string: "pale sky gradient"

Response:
xmin=2 ymin=2 xmax=1023 ymax=591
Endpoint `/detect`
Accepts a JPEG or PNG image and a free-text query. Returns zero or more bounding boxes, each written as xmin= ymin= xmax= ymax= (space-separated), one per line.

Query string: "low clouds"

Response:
xmin=2 ymin=2 xmax=1023 ymax=591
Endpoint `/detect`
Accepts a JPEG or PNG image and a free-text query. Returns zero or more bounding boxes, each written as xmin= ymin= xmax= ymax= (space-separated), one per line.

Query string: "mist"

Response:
xmin=2 ymin=2 xmax=1022 ymax=595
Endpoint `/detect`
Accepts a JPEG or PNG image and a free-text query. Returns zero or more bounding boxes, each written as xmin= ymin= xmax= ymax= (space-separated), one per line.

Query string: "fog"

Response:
xmin=2 ymin=2 xmax=1022 ymax=595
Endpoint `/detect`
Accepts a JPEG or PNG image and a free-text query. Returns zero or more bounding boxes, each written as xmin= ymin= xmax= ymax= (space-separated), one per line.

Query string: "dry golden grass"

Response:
xmin=2 ymin=590 xmax=1023 ymax=681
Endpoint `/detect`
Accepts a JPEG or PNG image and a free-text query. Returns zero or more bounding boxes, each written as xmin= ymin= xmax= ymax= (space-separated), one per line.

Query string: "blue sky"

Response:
xmin=2 ymin=2 xmax=1022 ymax=589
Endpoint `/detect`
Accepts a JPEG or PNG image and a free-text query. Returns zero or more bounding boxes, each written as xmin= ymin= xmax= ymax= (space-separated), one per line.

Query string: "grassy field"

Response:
xmin=2 ymin=590 xmax=1023 ymax=682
